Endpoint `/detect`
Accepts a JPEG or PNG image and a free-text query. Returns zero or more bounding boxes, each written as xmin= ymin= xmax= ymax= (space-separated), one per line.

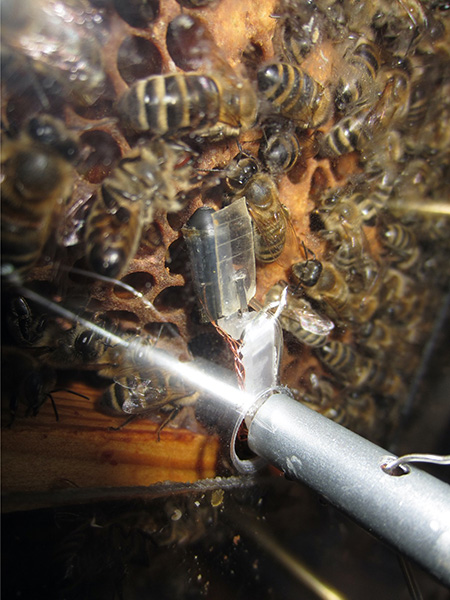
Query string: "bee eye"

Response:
xmin=28 ymin=118 xmax=58 ymax=146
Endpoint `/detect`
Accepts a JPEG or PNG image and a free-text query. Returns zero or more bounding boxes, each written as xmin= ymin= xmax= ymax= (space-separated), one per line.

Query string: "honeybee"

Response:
xmin=291 ymin=253 xmax=380 ymax=325
xmin=274 ymin=2 xmax=324 ymax=64
xmin=1 ymin=116 xmax=78 ymax=277
xmin=100 ymin=369 xmax=198 ymax=427
xmin=293 ymin=374 xmax=351 ymax=425
xmin=6 ymin=295 xmax=52 ymax=348
xmin=380 ymin=268 xmax=421 ymax=323
xmin=117 ymin=72 xmax=257 ymax=140
xmin=379 ymin=223 xmax=421 ymax=270
xmin=320 ymin=69 xmax=410 ymax=157
xmin=334 ymin=37 xmax=381 ymax=114
xmin=264 ymin=281 xmax=334 ymax=348
xmin=405 ymin=60 xmax=435 ymax=129
xmin=1 ymin=0 xmax=106 ymax=107
xmin=315 ymin=196 xmax=369 ymax=270
xmin=258 ymin=121 xmax=319 ymax=174
xmin=358 ymin=318 xmax=395 ymax=356
xmin=365 ymin=166 xmax=400 ymax=210
xmin=225 ymin=153 xmax=290 ymax=263
xmin=316 ymin=340 xmax=405 ymax=397
xmin=2 ymin=347 xmax=59 ymax=423
xmin=372 ymin=0 xmax=428 ymax=53
xmin=45 ymin=322 xmax=115 ymax=369
xmin=345 ymin=390 xmax=377 ymax=435
xmin=6 ymin=295 xmax=117 ymax=368
xmin=85 ymin=140 xmax=192 ymax=278
xmin=296 ymin=372 xmax=336 ymax=408
xmin=257 ymin=62 xmax=332 ymax=129
xmin=290 ymin=258 xmax=349 ymax=314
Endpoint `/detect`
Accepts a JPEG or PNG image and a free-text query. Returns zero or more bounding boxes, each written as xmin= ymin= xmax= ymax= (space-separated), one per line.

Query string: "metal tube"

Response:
xmin=246 ymin=391 xmax=450 ymax=587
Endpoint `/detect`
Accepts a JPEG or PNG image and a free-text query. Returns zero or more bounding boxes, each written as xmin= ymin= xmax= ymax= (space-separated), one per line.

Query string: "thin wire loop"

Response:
xmin=382 ymin=453 xmax=450 ymax=476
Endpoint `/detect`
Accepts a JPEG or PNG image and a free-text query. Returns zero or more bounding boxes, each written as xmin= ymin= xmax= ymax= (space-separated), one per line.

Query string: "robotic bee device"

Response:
xmin=2 ymin=0 xmax=450 ymax=598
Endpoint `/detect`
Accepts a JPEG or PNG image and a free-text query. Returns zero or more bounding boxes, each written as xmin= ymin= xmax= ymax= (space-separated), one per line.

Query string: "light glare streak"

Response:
xmin=18 ymin=286 xmax=254 ymax=412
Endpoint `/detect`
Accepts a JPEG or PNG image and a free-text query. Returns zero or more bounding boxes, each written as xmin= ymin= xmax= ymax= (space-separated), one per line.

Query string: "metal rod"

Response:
xmin=246 ymin=391 xmax=450 ymax=587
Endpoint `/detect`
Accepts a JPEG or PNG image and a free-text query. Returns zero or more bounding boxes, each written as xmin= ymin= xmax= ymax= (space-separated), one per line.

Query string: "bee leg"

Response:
xmin=108 ymin=414 xmax=138 ymax=431
xmin=47 ymin=393 xmax=59 ymax=422
xmin=156 ymin=406 xmax=181 ymax=441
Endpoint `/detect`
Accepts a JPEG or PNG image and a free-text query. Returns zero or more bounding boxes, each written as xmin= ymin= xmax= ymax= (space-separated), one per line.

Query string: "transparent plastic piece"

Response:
xmin=239 ymin=311 xmax=283 ymax=396
xmin=211 ymin=198 xmax=256 ymax=316
xmin=183 ymin=198 xmax=255 ymax=321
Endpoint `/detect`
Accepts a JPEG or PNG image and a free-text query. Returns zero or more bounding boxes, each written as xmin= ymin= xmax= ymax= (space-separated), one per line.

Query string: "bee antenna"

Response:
xmin=301 ymin=240 xmax=316 ymax=261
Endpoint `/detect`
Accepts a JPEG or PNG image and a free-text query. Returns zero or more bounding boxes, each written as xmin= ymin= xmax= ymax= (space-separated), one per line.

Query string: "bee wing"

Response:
xmin=248 ymin=202 xmax=290 ymax=264
xmin=113 ymin=374 xmax=167 ymax=413
xmin=57 ymin=185 xmax=93 ymax=247
xmin=295 ymin=298 xmax=335 ymax=335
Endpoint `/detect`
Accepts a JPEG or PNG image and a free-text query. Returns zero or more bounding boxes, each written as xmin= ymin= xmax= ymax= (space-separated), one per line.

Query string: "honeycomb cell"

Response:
xmin=153 ymin=285 xmax=189 ymax=310
xmin=113 ymin=272 xmax=155 ymax=299
xmin=99 ymin=309 xmax=141 ymax=328
xmin=117 ymin=36 xmax=163 ymax=85
xmin=166 ymin=14 xmax=215 ymax=72
xmin=70 ymin=76 xmax=115 ymax=121
xmin=114 ymin=0 xmax=159 ymax=28
xmin=165 ymin=238 xmax=189 ymax=276
xmin=142 ymin=222 xmax=164 ymax=251
xmin=309 ymin=166 xmax=330 ymax=201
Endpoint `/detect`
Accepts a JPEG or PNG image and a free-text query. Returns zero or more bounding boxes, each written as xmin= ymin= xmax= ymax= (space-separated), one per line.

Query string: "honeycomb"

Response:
xmin=2 ymin=0 xmax=450 ymax=461
xmin=2 ymin=1 xmax=450 ymax=598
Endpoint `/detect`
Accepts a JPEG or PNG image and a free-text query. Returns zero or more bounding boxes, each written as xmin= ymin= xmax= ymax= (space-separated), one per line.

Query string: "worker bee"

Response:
xmin=371 ymin=0 xmax=428 ymax=54
xmin=100 ymin=369 xmax=198 ymax=427
xmin=264 ymin=281 xmax=334 ymax=348
xmin=357 ymin=318 xmax=395 ymax=356
xmin=2 ymin=347 xmax=59 ymax=424
xmin=1 ymin=116 xmax=78 ymax=277
xmin=118 ymin=14 xmax=257 ymax=142
xmin=257 ymin=62 xmax=332 ymax=129
xmin=296 ymin=372 xmax=336 ymax=408
xmin=345 ymin=390 xmax=377 ymax=435
xmin=379 ymin=268 xmax=422 ymax=323
xmin=379 ymin=223 xmax=421 ymax=270
xmin=45 ymin=322 xmax=116 ymax=370
xmin=6 ymin=295 xmax=52 ymax=348
xmin=224 ymin=153 xmax=291 ymax=263
xmin=6 ymin=295 xmax=117 ymax=368
xmin=291 ymin=253 xmax=380 ymax=325
xmin=274 ymin=2 xmax=324 ymax=65
xmin=334 ymin=37 xmax=381 ymax=114
xmin=258 ymin=120 xmax=319 ymax=174
xmin=316 ymin=340 xmax=404 ymax=398
xmin=320 ymin=69 xmax=410 ymax=157
xmin=85 ymin=140 xmax=192 ymax=278
xmin=290 ymin=258 xmax=349 ymax=315
xmin=117 ymin=72 xmax=257 ymax=140
xmin=123 ymin=13 xmax=257 ymax=139
xmin=315 ymin=196 xmax=371 ymax=273
xmin=1 ymin=0 xmax=106 ymax=107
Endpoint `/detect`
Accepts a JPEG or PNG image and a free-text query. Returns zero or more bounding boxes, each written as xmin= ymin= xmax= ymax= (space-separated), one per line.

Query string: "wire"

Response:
xmin=381 ymin=453 xmax=450 ymax=476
